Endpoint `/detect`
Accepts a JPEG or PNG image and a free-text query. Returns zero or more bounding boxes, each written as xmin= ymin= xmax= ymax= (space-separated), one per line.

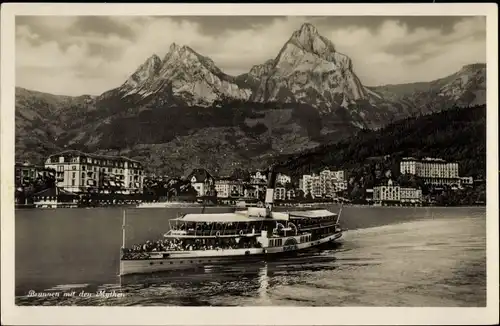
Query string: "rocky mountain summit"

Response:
xmin=251 ymin=23 xmax=371 ymax=110
xmin=103 ymin=43 xmax=252 ymax=106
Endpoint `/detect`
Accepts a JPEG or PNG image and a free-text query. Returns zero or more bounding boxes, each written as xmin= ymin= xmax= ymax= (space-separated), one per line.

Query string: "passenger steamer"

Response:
xmin=119 ymin=167 xmax=344 ymax=276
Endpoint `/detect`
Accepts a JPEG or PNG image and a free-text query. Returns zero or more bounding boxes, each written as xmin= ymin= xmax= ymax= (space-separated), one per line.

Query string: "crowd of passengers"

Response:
xmin=122 ymin=237 xmax=262 ymax=257
xmin=171 ymin=222 xmax=261 ymax=235
xmin=295 ymin=216 xmax=338 ymax=229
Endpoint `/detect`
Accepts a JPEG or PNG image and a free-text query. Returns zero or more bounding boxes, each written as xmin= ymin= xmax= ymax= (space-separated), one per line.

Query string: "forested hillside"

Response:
xmin=279 ymin=104 xmax=487 ymax=180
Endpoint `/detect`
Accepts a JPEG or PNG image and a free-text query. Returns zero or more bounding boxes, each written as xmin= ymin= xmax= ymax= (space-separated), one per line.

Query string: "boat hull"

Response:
xmin=119 ymin=232 xmax=342 ymax=276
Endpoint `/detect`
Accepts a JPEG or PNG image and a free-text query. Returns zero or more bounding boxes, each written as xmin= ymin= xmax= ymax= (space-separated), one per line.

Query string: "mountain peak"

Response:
xmin=169 ymin=42 xmax=181 ymax=52
xmin=297 ymin=23 xmax=319 ymax=36
xmin=116 ymin=41 xmax=251 ymax=106
xmin=147 ymin=54 xmax=161 ymax=64
xmin=252 ymin=22 xmax=366 ymax=108
xmin=288 ymin=23 xmax=336 ymax=55
xmin=122 ymin=54 xmax=162 ymax=90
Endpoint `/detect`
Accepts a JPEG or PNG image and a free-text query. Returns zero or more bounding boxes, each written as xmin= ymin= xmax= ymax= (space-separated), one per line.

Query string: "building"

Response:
xmin=274 ymin=186 xmax=286 ymax=200
xmin=317 ymin=168 xmax=347 ymax=197
xmin=215 ymin=178 xmax=244 ymax=198
xmin=400 ymin=157 xmax=459 ymax=186
xmin=374 ymin=179 xmax=422 ymax=206
xmin=248 ymin=178 xmax=267 ymax=199
xmin=331 ymin=170 xmax=346 ymax=182
xmin=244 ymin=185 xmax=258 ymax=199
xmin=32 ymin=187 xmax=79 ymax=208
xmin=301 ymin=174 xmax=321 ymax=197
xmin=373 ymin=179 xmax=401 ymax=204
xmin=250 ymin=170 xmax=267 ymax=183
xmin=187 ymin=168 xmax=215 ymax=197
xmin=44 ymin=150 xmax=144 ymax=194
xmin=276 ymin=173 xmax=291 ymax=185
xmin=365 ymin=188 xmax=374 ymax=202
xmin=319 ymin=169 xmax=333 ymax=197
xmin=460 ymin=176 xmax=474 ymax=188
xmin=15 ymin=162 xmax=55 ymax=186
xmin=400 ymin=187 xmax=423 ymax=204
xmin=332 ymin=181 xmax=348 ymax=193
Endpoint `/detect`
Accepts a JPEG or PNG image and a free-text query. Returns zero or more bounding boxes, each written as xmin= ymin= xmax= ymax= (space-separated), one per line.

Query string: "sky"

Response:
xmin=15 ymin=15 xmax=486 ymax=96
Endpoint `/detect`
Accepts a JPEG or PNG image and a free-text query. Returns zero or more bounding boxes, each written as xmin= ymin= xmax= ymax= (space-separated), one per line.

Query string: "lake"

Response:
xmin=14 ymin=205 xmax=486 ymax=306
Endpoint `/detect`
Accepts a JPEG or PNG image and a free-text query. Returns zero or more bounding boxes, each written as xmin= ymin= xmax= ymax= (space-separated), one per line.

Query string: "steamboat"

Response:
xmin=119 ymin=165 xmax=344 ymax=276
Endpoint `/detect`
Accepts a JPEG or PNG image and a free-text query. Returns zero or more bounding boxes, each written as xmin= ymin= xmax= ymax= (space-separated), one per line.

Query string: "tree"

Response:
xmin=231 ymin=168 xmax=250 ymax=182
xmin=295 ymin=189 xmax=305 ymax=200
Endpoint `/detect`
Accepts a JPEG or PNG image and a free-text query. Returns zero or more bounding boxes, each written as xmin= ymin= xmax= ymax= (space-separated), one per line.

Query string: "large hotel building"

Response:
xmin=44 ymin=150 xmax=144 ymax=194
xmin=400 ymin=157 xmax=459 ymax=186
xmin=300 ymin=169 xmax=347 ymax=198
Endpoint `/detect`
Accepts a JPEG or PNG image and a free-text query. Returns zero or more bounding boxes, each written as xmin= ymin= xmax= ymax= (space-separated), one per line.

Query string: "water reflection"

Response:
xmin=115 ymin=244 xmax=343 ymax=306
xmin=258 ymin=263 xmax=269 ymax=303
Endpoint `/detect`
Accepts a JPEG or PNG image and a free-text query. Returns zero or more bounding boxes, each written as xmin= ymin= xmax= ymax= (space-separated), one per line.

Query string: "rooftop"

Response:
xmin=174 ymin=212 xmax=267 ymax=223
xmin=401 ymin=157 xmax=448 ymax=163
xmin=288 ymin=209 xmax=338 ymax=219
xmin=187 ymin=168 xmax=215 ymax=183
xmin=47 ymin=150 xmax=142 ymax=164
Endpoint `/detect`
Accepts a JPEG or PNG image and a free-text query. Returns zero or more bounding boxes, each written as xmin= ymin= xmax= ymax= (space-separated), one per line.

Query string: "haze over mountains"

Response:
xmin=15 ymin=23 xmax=487 ymax=176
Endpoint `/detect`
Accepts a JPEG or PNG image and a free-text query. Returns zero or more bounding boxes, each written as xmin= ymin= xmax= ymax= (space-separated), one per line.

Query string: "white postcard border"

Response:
xmin=1 ymin=3 xmax=498 ymax=325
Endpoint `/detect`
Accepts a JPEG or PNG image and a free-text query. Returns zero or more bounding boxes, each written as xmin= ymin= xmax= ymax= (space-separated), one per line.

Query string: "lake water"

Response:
xmin=15 ymin=205 xmax=486 ymax=306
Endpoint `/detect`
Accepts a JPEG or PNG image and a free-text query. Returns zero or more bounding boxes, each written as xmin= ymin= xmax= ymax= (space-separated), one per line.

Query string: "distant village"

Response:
xmin=15 ymin=150 xmax=484 ymax=208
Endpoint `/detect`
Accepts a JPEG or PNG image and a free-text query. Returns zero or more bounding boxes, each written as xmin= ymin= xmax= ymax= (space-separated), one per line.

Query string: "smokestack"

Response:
xmin=265 ymin=166 xmax=278 ymax=216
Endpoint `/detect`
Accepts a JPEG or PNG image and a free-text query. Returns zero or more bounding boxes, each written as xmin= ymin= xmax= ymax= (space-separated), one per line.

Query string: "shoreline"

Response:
xmin=14 ymin=203 xmax=487 ymax=210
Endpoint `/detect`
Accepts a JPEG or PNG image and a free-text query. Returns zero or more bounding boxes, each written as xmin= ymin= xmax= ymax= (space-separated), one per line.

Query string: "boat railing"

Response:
xmin=165 ymin=228 xmax=261 ymax=237
xmin=297 ymin=221 xmax=338 ymax=231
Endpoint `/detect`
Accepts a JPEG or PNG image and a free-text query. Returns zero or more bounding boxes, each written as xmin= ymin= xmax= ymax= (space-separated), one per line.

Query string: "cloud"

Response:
xmin=15 ymin=16 xmax=486 ymax=95
xmin=329 ymin=16 xmax=486 ymax=86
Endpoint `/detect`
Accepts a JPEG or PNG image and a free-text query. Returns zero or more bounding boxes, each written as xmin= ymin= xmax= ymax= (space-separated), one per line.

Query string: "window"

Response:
xmin=82 ymin=166 xmax=86 ymax=171
xmin=72 ymin=166 xmax=76 ymax=170
xmin=81 ymin=172 xmax=85 ymax=179
xmin=72 ymin=172 xmax=76 ymax=178
xmin=71 ymin=180 xmax=75 ymax=186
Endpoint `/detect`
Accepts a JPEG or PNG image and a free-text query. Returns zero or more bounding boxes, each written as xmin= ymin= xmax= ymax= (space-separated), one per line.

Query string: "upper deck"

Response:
xmin=288 ymin=209 xmax=338 ymax=219
xmin=172 ymin=207 xmax=290 ymax=223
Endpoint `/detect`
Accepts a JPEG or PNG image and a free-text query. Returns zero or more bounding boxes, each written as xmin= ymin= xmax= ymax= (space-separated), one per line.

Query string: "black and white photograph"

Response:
xmin=1 ymin=3 xmax=498 ymax=325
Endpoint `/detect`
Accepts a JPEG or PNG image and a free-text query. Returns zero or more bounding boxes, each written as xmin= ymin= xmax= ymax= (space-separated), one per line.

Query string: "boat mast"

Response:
xmin=122 ymin=209 xmax=126 ymax=249
xmin=337 ymin=203 xmax=344 ymax=224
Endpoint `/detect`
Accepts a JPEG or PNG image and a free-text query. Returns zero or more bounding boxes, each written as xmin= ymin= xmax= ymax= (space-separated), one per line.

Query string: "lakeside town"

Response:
xmin=15 ymin=149 xmax=485 ymax=209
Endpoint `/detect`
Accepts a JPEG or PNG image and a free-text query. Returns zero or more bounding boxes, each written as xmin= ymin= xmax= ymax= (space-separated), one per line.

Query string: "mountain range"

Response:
xmin=15 ymin=23 xmax=487 ymax=176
